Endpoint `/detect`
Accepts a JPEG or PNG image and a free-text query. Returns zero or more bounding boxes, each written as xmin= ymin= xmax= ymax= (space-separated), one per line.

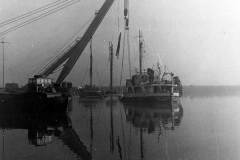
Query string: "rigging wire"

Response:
xmin=0 ymin=0 xmax=78 ymax=36
xmin=0 ymin=0 xmax=80 ymax=38
xmin=37 ymin=13 xmax=94 ymax=75
xmin=120 ymin=0 xmax=132 ymax=87
xmin=112 ymin=0 xmax=121 ymax=87
xmin=52 ymin=65 xmax=64 ymax=74
xmin=117 ymin=0 xmax=120 ymax=33
xmin=95 ymin=69 xmax=103 ymax=86
xmin=0 ymin=0 xmax=69 ymax=28
xmin=127 ymin=30 xmax=131 ymax=77
xmin=119 ymin=30 xmax=126 ymax=86
xmin=80 ymin=67 xmax=89 ymax=85
xmin=78 ymin=52 xmax=90 ymax=85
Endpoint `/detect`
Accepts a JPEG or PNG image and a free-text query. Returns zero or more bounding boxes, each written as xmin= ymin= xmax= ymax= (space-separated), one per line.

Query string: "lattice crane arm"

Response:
xmin=40 ymin=0 xmax=115 ymax=84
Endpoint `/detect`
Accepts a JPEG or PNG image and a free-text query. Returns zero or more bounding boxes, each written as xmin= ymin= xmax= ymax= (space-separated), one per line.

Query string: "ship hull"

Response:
xmin=0 ymin=92 xmax=69 ymax=113
xmin=120 ymin=93 xmax=180 ymax=103
xmin=78 ymin=88 xmax=105 ymax=101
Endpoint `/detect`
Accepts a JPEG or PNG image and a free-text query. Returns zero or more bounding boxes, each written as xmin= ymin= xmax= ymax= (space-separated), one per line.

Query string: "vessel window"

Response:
xmin=173 ymin=86 xmax=178 ymax=92
xmin=128 ymin=87 xmax=133 ymax=93
xmin=134 ymin=87 xmax=142 ymax=93
xmin=144 ymin=86 xmax=153 ymax=93
xmin=161 ymin=86 xmax=170 ymax=93
xmin=154 ymin=86 xmax=160 ymax=93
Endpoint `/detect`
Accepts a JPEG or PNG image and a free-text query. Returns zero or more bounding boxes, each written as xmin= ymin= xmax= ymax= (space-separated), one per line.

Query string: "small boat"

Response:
xmin=79 ymin=85 xmax=104 ymax=100
xmin=78 ymin=40 xmax=105 ymax=100
xmin=120 ymin=31 xmax=183 ymax=103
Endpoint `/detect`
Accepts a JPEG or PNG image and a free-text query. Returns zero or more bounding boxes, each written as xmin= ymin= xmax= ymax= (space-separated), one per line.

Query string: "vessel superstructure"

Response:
xmin=120 ymin=31 xmax=183 ymax=102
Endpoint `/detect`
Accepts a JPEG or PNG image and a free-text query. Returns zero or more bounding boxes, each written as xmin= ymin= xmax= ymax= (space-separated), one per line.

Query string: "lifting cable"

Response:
xmin=0 ymin=0 xmax=69 ymax=28
xmin=119 ymin=30 xmax=126 ymax=87
xmin=127 ymin=30 xmax=131 ymax=77
xmin=80 ymin=67 xmax=89 ymax=86
xmin=79 ymin=52 xmax=90 ymax=85
xmin=37 ymin=14 xmax=94 ymax=75
xmin=0 ymin=0 xmax=80 ymax=38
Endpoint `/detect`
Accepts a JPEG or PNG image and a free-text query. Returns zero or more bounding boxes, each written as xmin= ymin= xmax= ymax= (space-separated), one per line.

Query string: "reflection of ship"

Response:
xmin=0 ymin=102 xmax=91 ymax=160
xmin=123 ymin=101 xmax=183 ymax=160
xmin=82 ymin=98 xmax=115 ymax=157
xmin=124 ymin=100 xmax=183 ymax=133
xmin=81 ymin=102 xmax=96 ymax=156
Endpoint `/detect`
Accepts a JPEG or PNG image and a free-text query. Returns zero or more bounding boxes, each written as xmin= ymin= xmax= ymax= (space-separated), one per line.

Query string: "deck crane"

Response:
xmin=27 ymin=0 xmax=115 ymax=100
xmin=39 ymin=0 xmax=115 ymax=84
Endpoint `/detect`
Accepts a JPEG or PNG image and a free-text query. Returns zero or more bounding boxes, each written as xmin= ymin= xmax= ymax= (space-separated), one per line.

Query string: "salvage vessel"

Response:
xmin=120 ymin=31 xmax=183 ymax=102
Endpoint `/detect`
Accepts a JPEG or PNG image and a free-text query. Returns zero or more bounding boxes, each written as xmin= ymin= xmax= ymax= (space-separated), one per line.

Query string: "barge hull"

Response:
xmin=0 ymin=92 xmax=69 ymax=113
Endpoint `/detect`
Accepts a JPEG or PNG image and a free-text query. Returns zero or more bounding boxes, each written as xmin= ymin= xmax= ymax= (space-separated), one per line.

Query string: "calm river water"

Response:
xmin=0 ymin=86 xmax=240 ymax=160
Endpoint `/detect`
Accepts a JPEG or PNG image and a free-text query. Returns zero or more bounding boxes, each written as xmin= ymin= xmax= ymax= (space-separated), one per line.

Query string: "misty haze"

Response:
xmin=0 ymin=0 xmax=239 ymax=160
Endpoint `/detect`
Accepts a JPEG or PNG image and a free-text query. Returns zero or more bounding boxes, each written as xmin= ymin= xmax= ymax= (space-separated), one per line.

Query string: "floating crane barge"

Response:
xmin=0 ymin=0 xmax=116 ymax=110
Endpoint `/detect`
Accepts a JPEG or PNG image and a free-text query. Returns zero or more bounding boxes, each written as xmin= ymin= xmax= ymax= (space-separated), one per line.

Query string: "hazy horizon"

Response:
xmin=0 ymin=0 xmax=240 ymax=86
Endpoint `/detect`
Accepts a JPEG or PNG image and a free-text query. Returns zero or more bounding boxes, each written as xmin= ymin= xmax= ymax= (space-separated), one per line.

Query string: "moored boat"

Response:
xmin=78 ymin=40 xmax=105 ymax=100
xmin=120 ymin=69 xmax=183 ymax=102
xmin=120 ymin=31 xmax=183 ymax=103
xmin=78 ymin=85 xmax=105 ymax=100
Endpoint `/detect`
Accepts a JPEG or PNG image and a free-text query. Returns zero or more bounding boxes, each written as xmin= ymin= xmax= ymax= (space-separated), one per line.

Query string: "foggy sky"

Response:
xmin=0 ymin=0 xmax=240 ymax=86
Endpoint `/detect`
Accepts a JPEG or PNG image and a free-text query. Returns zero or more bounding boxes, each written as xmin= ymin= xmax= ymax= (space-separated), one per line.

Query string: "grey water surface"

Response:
xmin=0 ymin=86 xmax=240 ymax=160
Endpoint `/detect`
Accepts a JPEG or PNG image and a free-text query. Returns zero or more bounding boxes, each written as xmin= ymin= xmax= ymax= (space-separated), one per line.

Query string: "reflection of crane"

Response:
xmin=59 ymin=128 xmax=92 ymax=160
xmin=39 ymin=0 xmax=115 ymax=84
xmin=0 ymin=108 xmax=91 ymax=160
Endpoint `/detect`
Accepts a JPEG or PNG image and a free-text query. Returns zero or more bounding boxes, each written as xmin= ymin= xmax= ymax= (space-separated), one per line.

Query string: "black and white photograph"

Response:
xmin=0 ymin=0 xmax=239 ymax=159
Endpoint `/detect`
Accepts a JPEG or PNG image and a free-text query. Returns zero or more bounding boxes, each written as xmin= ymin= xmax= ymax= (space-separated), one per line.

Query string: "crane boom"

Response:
xmin=40 ymin=0 xmax=115 ymax=84
xmin=56 ymin=0 xmax=115 ymax=83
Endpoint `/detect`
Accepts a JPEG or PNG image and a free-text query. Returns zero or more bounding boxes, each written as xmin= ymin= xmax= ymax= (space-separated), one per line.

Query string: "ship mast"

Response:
xmin=109 ymin=42 xmax=113 ymax=92
xmin=139 ymin=30 xmax=143 ymax=74
xmin=124 ymin=0 xmax=131 ymax=77
xmin=89 ymin=40 xmax=93 ymax=87
xmin=0 ymin=39 xmax=9 ymax=88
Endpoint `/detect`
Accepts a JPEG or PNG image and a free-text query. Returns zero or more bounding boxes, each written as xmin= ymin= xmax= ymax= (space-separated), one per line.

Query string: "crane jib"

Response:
xmin=41 ymin=0 xmax=115 ymax=83
xmin=56 ymin=0 xmax=115 ymax=84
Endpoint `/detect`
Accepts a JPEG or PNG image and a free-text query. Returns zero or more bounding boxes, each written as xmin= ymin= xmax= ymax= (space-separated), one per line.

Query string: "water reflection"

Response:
xmin=0 ymin=96 xmax=184 ymax=160
xmin=1 ymin=89 xmax=237 ymax=159
xmin=123 ymin=100 xmax=183 ymax=160
xmin=124 ymin=101 xmax=183 ymax=132
xmin=0 ymin=99 xmax=91 ymax=160
xmin=79 ymin=97 xmax=184 ymax=160
xmin=105 ymin=96 xmax=116 ymax=154
xmin=81 ymin=101 xmax=98 ymax=157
